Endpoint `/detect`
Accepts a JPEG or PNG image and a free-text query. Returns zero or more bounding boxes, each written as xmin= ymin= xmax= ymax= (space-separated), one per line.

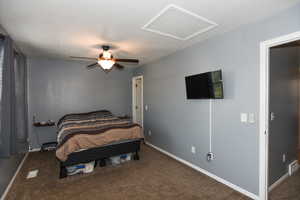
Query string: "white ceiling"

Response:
xmin=0 ymin=0 xmax=299 ymax=66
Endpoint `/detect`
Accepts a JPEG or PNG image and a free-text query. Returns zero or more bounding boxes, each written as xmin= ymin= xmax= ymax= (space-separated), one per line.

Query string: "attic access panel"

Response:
xmin=142 ymin=4 xmax=218 ymax=41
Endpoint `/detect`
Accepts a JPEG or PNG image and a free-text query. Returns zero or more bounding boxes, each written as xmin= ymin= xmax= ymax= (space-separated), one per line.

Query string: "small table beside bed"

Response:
xmin=55 ymin=110 xmax=144 ymax=178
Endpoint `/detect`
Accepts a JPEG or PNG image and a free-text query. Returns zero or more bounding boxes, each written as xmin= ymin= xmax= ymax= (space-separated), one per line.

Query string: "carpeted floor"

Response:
xmin=5 ymin=145 xmax=251 ymax=200
xmin=269 ymin=169 xmax=300 ymax=200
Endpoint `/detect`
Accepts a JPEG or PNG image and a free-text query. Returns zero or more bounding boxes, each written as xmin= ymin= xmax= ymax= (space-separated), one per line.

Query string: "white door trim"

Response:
xmin=259 ymin=30 xmax=300 ymax=200
xmin=132 ymin=75 xmax=144 ymax=127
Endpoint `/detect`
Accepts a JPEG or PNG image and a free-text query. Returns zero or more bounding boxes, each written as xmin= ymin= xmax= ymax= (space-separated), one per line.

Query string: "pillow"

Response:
xmin=57 ymin=110 xmax=112 ymax=127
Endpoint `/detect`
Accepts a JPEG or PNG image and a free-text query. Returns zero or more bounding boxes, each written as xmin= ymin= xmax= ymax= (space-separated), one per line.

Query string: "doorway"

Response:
xmin=268 ymin=41 xmax=299 ymax=192
xmin=132 ymin=76 xmax=143 ymax=127
xmin=260 ymin=31 xmax=300 ymax=200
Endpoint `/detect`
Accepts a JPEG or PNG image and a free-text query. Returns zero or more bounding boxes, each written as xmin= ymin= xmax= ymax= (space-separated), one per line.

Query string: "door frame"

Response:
xmin=259 ymin=31 xmax=300 ymax=200
xmin=132 ymin=75 xmax=144 ymax=127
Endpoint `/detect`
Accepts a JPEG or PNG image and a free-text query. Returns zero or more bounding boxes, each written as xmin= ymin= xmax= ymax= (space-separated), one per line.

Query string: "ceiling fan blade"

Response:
xmin=115 ymin=58 xmax=139 ymax=63
xmin=114 ymin=63 xmax=125 ymax=70
xmin=70 ymin=56 xmax=97 ymax=61
xmin=86 ymin=62 xmax=98 ymax=69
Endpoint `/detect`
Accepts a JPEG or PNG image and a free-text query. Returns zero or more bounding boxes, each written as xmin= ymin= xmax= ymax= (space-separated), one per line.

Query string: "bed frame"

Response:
xmin=59 ymin=139 xmax=141 ymax=178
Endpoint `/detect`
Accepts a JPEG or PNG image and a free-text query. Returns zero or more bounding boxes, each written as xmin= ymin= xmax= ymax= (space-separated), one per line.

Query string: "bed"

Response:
xmin=55 ymin=110 xmax=143 ymax=178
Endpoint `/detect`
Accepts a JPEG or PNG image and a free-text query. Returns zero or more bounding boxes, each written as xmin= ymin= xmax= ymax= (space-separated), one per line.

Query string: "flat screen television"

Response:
xmin=185 ymin=70 xmax=223 ymax=99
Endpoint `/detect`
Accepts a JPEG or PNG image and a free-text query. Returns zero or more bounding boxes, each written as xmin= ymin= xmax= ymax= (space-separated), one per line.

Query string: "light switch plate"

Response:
xmin=248 ymin=113 xmax=255 ymax=123
xmin=240 ymin=113 xmax=248 ymax=123
xmin=191 ymin=146 xmax=196 ymax=154
xmin=145 ymin=105 xmax=148 ymax=111
xmin=282 ymin=154 xmax=286 ymax=163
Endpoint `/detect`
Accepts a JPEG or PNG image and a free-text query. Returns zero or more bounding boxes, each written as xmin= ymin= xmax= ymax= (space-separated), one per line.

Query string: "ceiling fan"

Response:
xmin=70 ymin=45 xmax=139 ymax=72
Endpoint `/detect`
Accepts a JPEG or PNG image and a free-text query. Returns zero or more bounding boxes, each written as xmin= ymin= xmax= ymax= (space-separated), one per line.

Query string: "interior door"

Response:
xmin=268 ymin=46 xmax=299 ymax=187
xmin=135 ymin=78 xmax=142 ymax=126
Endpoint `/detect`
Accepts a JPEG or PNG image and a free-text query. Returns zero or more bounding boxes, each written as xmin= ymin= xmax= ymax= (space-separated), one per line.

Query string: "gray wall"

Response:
xmin=0 ymin=154 xmax=24 ymax=198
xmin=134 ymin=4 xmax=300 ymax=196
xmin=269 ymin=46 xmax=299 ymax=186
xmin=27 ymin=58 xmax=133 ymax=149
xmin=0 ymin=24 xmax=7 ymax=35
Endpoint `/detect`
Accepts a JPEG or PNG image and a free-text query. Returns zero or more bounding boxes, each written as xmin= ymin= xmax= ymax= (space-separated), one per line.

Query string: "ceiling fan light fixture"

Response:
xmin=98 ymin=59 xmax=115 ymax=70
xmin=73 ymin=45 xmax=139 ymax=72
xmin=102 ymin=51 xmax=112 ymax=59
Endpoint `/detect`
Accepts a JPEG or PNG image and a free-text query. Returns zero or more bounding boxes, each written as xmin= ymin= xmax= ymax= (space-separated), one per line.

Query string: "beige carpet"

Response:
xmin=5 ymin=145 xmax=250 ymax=200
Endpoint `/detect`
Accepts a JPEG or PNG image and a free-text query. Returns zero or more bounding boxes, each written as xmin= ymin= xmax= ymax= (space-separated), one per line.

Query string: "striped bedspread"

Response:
xmin=57 ymin=110 xmax=113 ymax=128
xmin=56 ymin=110 xmax=143 ymax=161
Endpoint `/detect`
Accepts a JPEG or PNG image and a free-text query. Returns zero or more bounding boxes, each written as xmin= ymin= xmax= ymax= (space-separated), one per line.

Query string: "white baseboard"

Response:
xmin=0 ymin=153 xmax=28 ymax=200
xmin=145 ymin=142 xmax=259 ymax=200
xmin=268 ymin=172 xmax=288 ymax=192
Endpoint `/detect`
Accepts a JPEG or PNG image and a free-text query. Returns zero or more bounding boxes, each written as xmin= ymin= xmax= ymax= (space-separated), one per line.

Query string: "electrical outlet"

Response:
xmin=207 ymin=152 xmax=214 ymax=161
xmin=148 ymin=130 xmax=152 ymax=136
xmin=282 ymin=154 xmax=286 ymax=163
xmin=191 ymin=146 xmax=196 ymax=154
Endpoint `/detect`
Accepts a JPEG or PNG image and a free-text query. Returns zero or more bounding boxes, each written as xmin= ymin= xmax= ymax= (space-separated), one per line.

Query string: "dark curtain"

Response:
xmin=14 ymin=52 xmax=28 ymax=152
xmin=0 ymin=36 xmax=28 ymax=157
xmin=0 ymin=38 xmax=4 ymax=149
xmin=0 ymin=36 xmax=16 ymax=157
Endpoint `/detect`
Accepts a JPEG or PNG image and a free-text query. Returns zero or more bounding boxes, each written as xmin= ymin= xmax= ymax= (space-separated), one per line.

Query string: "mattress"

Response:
xmin=55 ymin=110 xmax=143 ymax=161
